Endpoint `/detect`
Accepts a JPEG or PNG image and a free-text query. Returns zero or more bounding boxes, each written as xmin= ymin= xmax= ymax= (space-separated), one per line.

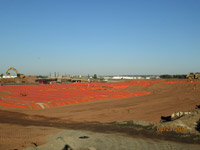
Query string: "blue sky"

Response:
xmin=0 ymin=0 xmax=200 ymax=76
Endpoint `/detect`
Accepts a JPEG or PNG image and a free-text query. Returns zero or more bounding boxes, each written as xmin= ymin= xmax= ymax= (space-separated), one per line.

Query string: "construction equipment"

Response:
xmin=186 ymin=72 xmax=200 ymax=80
xmin=6 ymin=67 xmax=25 ymax=78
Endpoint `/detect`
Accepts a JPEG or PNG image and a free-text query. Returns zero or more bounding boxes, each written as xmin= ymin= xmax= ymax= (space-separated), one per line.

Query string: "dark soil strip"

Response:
xmin=0 ymin=110 xmax=200 ymax=144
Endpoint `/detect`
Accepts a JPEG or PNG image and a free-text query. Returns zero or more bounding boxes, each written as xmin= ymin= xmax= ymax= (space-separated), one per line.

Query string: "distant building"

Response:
xmin=103 ymin=77 xmax=112 ymax=80
xmin=2 ymin=75 xmax=17 ymax=78
xmin=112 ymin=76 xmax=134 ymax=80
xmin=156 ymin=76 xmax=160 ymax=79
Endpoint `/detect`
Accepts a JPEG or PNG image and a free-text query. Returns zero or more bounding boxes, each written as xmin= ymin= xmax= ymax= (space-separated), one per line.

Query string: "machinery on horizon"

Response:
xmin=186 ymin=72 xmax=200 ymax=80
xmin=6 ymin=67 xmax=25 ymax=78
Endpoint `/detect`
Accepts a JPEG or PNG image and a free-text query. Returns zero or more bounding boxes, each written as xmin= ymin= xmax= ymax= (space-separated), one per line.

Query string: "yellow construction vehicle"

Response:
xmin=6 ymin=67 xmax=25 ymax=78
xmin=186 ymin=72 xmax=200 ymax=80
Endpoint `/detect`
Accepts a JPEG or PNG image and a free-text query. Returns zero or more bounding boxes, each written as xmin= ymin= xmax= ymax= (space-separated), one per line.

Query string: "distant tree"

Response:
xmin=160 ymin=74 xmax=186 ymax=79
xmin=160 ymin=74 xmax=173 ymax=79
xmin=93 ymin=74 xmax=97 ymax=79
xmin=0 ymin=74 xmax=3 ymax=78
xmin=87 ymin=74 xmax=90 ymax=78
xmin=173 ymin=75 xmax=186 ymax=79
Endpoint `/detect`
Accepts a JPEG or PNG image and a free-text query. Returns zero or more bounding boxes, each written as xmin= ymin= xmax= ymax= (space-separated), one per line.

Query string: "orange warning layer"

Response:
xmin=0 ymin=80 xmax=196 ymax=109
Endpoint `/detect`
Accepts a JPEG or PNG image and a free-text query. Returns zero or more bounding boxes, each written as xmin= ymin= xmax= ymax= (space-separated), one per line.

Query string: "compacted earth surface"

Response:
xmin=0 ymin=80 xmax=200 ymax=150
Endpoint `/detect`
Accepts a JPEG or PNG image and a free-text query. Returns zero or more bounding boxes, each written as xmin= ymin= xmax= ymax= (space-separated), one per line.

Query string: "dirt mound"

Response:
xmin=24 ymin=76 xmax=37 ymax=83
xmin=1 ymin=76 xmax=36 ymax=84
xmin=124 ymin=81 xmax=200 ymax=94
xmin=123 ymin=82 xmax=171 ymax=93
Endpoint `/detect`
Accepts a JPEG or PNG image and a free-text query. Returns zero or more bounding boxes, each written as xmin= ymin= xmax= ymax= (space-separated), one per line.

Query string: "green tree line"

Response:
xmin=160 ymin=74 xmax=186 ymax=79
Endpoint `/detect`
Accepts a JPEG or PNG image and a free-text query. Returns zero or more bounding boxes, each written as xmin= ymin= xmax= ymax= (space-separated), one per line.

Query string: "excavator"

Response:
xmin=6 ymin=67 xmax=25 ymax=78
xmin=186 ymin=72 xmax=200 ymax=80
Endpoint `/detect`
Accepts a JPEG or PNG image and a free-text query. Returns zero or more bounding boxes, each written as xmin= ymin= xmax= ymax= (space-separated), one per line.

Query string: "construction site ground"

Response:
xmin=0 ymin=79 xmax=200 ymax=150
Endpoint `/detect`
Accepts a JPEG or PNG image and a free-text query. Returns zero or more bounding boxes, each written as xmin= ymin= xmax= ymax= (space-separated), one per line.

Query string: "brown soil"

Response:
xmin=1 ymin=76 xmax=37 ymax=84
xmin=0 ymin=123 xmax=59 ymax=150
xmin=0 ymin=81 xmax=200 ymax=149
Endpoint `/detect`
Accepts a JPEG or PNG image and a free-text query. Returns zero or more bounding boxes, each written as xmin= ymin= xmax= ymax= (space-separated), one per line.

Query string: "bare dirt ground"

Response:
xmin=0 ymin=80 xmax=200 ymax=149
xmin=24 ymin=129 xmax=200 ymax=150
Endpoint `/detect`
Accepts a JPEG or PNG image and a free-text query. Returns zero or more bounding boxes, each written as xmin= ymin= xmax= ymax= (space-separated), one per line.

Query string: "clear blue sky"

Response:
xmin=0 ymin=0 xmax=200 ymax=76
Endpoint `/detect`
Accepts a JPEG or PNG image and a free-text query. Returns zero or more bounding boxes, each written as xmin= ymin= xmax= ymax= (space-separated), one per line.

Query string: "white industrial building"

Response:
xmin=1 ymin=76 xmax=17 ymax=78
xmin=112 ymin=76 xmax=134 ymax=80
